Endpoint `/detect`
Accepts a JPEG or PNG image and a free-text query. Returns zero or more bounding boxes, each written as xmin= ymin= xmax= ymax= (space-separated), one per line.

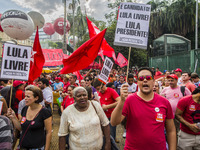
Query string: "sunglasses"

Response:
xmin=138 ymin=75 xmax=153 ymax=81
xmin=85 ymin=79 xmax=90 ymax=81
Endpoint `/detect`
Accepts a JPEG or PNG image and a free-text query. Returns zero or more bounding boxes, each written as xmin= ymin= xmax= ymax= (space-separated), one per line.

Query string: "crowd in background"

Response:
xmin=1 ymin=66 xmax=200 ymax=149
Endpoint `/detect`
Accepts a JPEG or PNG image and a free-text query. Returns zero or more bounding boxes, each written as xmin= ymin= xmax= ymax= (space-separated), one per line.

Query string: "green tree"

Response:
xmin=48 ymin=41 xmax=58 ymax=49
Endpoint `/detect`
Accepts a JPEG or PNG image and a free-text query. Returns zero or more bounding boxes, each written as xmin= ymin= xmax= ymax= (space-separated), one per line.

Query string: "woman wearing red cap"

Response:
xmin=6 ymin=80 xmax=25 ymax=115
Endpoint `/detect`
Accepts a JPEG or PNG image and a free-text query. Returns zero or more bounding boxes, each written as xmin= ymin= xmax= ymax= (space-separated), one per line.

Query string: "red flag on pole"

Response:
xmin=28 ymin=27 xmax=45 ymax=83
xmin=60 ymin=29 xmax=107 ymax=74
xmin=116 ymin=53 xmax=128 ymax=68
xmin=86 ymin=17 xmax=115 ymax=58
xmin=73 ymin=71 xmax=83 ymax=83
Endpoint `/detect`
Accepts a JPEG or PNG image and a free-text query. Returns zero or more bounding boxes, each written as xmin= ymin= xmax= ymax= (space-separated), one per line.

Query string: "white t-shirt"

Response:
xmin=128 ymin=83 xmax=138 ymax=93
xmin=58 ymin=101 xmax=109 ymax=150
xmin=42 ymin=87 xmax=53 ymax=104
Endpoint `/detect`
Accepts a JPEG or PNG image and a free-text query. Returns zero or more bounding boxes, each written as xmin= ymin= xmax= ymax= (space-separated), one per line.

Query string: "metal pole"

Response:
xmin=63 ymin=0 xmax=67 ymax=54
xmin=195 ymin=0 xmax=198 ymax=49
xmin=73 ymin=0 xmax=75 ymax=50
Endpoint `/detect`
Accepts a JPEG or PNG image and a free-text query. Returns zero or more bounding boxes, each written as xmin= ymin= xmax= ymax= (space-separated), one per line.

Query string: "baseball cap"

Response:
xmin=167 ymin=74 xmax=178 ymax=80
xmin=55 ymin=77 xmax=59 ymax=80
xmin=174 ymin=68 xmax=182 ymax=72
xmin=13 ymin=80 xmax=25 ymax=88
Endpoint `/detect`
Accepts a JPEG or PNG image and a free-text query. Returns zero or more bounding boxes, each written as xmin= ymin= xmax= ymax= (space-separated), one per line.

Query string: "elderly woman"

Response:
xmin=58 ymin=87 xmax=111 ymax=150
xmin=7 ymin=85 xmax=52 ymax=150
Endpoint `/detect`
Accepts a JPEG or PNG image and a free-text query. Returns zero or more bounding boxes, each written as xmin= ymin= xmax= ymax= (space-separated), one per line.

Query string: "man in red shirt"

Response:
xmin=180 ymin=72 xmax=196 ymax=93
xmin=111 ymin=67 xmax=176 ymax=150
xmin=93 ymin=79 xmax=120 ymax=141
xmin=176 ymin=87 xmax=200 ymax=150
xmin=155 ymin=67 xmax=163 ymax=76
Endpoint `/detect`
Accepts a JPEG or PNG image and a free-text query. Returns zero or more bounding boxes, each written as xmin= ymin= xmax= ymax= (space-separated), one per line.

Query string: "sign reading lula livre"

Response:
xmin=114 ymin=2 xmax=151 ymax=49
xmin=1 ymin=43 xmax=32 ymax=80
xmin=99 ymin=57 xmax=113 ymax=84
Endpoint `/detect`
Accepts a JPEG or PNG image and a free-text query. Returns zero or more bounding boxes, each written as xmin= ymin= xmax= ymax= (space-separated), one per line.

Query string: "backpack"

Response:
xmin=180 ymin=86 xmax=185 ymax=97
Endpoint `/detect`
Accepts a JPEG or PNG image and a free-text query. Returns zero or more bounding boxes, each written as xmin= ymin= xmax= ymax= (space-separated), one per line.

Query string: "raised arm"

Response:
xmin=110 ymin=84 xmax=128 ymax=126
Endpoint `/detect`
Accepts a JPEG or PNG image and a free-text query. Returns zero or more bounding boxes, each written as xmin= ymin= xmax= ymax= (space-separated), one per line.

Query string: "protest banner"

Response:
xmin=0 ymin=43 xmax=31 ymax=80
xmin=99 ymin=57 xmax=114 ymax=84
xmin=42 ymin=49 xmax=68 ymax=66
xmin=114 ymin=2 xmax=151 ymax=49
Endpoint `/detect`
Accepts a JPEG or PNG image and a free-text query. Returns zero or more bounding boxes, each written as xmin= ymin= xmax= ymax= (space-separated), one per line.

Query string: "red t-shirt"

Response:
xmin=185 ymin=82 xmax=196 ymax=93
xmin=63 ymin=82 xmax=70 ymax=93
xmin=14 ymin=89 xmax=25 ymax=114
xmin=61 ymin=96 xmax=74 ymax=109
xmin=155 ymin=71 xmax=162 ymax=76
xmin=122 ymin=93 xmax=173 ymax=150
xmin=63 ymin=82 xmax=78 ymax=93
xmin=99 ymin=87 xmax=119 ymax=118
xmin=177 ymin=95 xmax=200 ymax=135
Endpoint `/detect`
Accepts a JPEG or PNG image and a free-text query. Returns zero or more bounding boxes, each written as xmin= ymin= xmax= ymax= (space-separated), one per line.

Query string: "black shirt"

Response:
xmin=20 ymin=106 xmax=52 ymax=149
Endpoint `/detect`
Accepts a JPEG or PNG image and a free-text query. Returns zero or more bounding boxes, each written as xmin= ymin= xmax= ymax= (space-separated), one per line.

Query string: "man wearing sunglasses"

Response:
xmin=111 ymin=67 xmax=176 ymax=150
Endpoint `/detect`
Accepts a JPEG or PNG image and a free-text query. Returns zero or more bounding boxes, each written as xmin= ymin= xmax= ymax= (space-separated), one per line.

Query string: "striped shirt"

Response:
xmin=0 ymin=115 xmax=13 ymax=150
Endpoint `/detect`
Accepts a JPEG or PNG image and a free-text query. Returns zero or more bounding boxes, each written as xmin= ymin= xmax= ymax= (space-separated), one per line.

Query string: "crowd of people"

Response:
xmin=0 ymin=66 xmax=200 ymax=150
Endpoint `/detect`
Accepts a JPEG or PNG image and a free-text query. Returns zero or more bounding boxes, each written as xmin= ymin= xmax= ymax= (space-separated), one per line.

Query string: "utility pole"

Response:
xmin=195 ymin=0 xmax=198 ymax=49
xmin=63 ymin=0 xmax=67 ymax=54
xmin=72 ymin=0 xmax=75 ymax=50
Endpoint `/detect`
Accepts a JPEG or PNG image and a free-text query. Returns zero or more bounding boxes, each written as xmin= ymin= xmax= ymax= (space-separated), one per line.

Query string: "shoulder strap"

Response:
xmin=91 ymin=101 xmax=98 ymax=115
xmin=180 ymin=86 xmax=185 ymax=97
xmin=19 ymin=107 xmax=44 ymax=146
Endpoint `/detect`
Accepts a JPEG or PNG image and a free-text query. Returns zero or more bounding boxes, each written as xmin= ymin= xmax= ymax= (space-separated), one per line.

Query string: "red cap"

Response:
xmin=174 ymin=68 xmax=182 ymax=72
xmin=55 ymin=77 xmax=59 ymax=80
xmin=13 ymin=80 xmax=25 ymax=87
xmin=167 ymin=74 xmax=178 ymax=80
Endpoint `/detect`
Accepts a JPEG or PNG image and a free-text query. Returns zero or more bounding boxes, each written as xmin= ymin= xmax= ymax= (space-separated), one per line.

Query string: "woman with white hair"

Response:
xmin=58 ymin=87 xmax=111 ymax=150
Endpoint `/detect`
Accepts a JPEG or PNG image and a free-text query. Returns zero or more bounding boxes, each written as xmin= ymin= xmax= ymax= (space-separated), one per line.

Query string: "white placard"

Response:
xmin=114 ymin=2 xmax=151 ymax=49
xmin=1 ymin=43 xmax=32 ymax=80
xmin=99 ymin=57 xmax=114 ymax=84
xmin=0 ymin=101 xmax=3 ymax=114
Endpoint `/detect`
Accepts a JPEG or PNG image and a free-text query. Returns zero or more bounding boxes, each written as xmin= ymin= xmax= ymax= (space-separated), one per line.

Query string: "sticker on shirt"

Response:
xmin=105 ymin=98 xmax=107 ymax=101
xmin=189 ymin=105 xmax=196 ymax=111
xmin=21 ymin=117 xmax=26 ymax=124
xmin=174 ymin=93 xmax=179 ymax=98
xmin=155 ymin=107 xmax=160 ymax=112
xmin=156 ymin=113 xmax=164 ymax=122
xmin=31 ymin=121 xmax=35 ymax=125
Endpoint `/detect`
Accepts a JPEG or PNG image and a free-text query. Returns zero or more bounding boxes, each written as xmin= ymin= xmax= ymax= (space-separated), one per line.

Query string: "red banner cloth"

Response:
xmin=60 ymin=29 xmax=107 ymax=74
xmin=116 ymin=53 xmax=128 ymax=68
xmin=86 ymin=17 xmax=115 ymax=59
xmin=28 ymin=27 xmax=45 ymax=83
xmin=42 ymin=49 xmax=67 ymax=66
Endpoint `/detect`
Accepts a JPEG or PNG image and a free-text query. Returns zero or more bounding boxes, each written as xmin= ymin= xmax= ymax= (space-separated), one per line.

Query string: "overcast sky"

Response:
xmin=0 ymin=0 xmax=151 ymax=23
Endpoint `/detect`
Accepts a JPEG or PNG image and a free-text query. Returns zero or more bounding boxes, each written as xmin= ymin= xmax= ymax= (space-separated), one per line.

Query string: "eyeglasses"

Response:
xmin=138 ymin=75 xmax=153 ymax=81
xmin=85 ymin=79 xmax=90 ymax=81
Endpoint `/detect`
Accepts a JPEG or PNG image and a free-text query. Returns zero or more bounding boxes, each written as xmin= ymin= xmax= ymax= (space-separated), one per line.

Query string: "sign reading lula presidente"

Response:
xmin=114 ymin=2 xmax=151 ymax=49
xmin=1 ymin=43 xmax=32 ymax=80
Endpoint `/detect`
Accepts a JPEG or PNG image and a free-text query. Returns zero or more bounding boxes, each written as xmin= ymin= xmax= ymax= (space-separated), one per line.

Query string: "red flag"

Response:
xmin=28 ymin=27 xmax=45 ymax=83
xmin=60 ymin=29 xmax=106 ymax=74
xmin=86 ymin=17 xmax=115 ymax=58
xmin=73 ymin=71 xmax=83 ymax=83
xmin=116 ymin=53 xmax=128 ymax=68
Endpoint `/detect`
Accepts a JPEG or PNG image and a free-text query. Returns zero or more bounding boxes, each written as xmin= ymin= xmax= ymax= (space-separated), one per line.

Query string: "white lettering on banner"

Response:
xmin=0 ymin=43 xmax=32 ymax=80
xmin=114 ymin=2 xmax=151 ymax=49
xmin=99 ymin=57 xmax=114 ymax=84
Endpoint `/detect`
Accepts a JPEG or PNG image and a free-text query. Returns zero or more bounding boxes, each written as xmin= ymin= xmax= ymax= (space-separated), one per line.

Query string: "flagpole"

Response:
xmin=9 ymin=79 xmax=13 ymax=108
xmin=126 ymin=47 xmax=131 ymax=82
